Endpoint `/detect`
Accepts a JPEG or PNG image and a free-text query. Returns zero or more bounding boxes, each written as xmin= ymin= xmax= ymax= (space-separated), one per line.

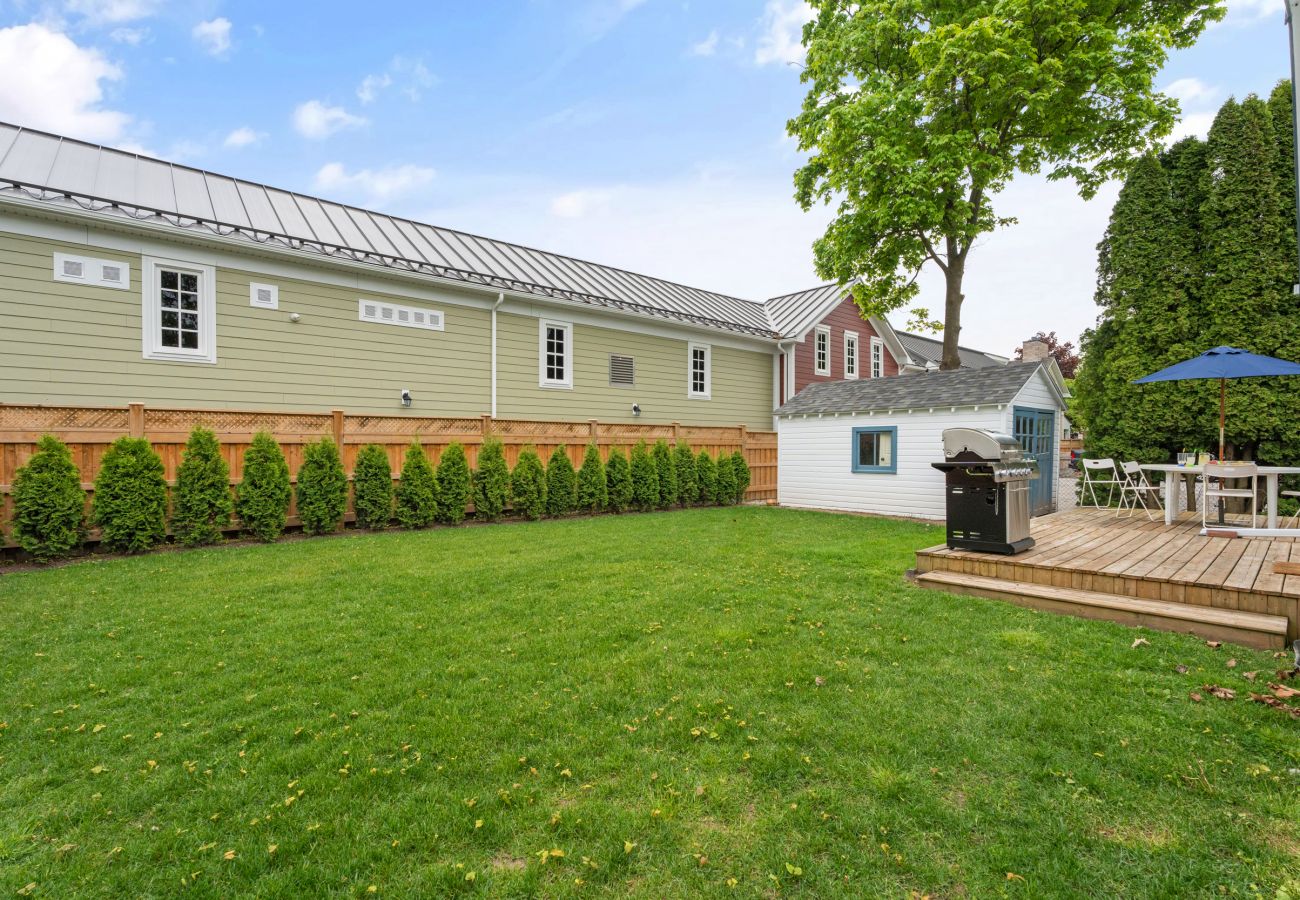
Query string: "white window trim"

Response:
xmin=843 ymin=330 xmax=859 ymax=380
xmin=870 ymin=336 xmax=884 ymax=379
xmin=141 ymin=255 xmax=217 ymax=365
xmin=539 ymin=319 xmax=573 ymax=389
xmin=688 ymin=341 xmax=711 ymax=400
xmin=814 ymin=325 xmax=831 ymax=376
xmin=54 ymin=252 xmax=131 ymax=290
xmin=250 ymin=282 xmax=279 ymax=310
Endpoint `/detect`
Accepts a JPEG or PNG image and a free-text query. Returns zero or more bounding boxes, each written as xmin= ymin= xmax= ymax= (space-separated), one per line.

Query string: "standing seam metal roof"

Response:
xmin=0 ymin=123 xmax=782 ymax=337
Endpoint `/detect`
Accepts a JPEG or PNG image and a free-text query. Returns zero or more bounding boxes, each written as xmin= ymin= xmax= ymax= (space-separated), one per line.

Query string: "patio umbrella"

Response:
xmin=1133 ymin=346 xmax=1300 ymax=459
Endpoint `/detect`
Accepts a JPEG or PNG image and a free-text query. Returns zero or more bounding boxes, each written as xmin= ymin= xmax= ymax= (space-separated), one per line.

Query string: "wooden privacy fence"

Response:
xmin=0 ymin=403 xmax=777 ymax=543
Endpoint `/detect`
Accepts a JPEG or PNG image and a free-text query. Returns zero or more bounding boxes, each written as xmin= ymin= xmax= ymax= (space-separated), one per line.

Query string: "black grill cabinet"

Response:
xmin=931 ymin=428 xmax=1039 ymax=555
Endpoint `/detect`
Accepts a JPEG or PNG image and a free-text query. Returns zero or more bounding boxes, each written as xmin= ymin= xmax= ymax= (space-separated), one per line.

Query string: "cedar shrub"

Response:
xmin=473 ymin=437 xmax=510 ymax=522
xmin=92 ymin=436 xmax=168 ymax=553
xmin=237 ymin=432 xmax=292 ymax=542
xmin=10 ymin=434 xmax=85 ymax=560
xmin=651 ymin=439 xmax=677 ymax=508
xmin=604 ymin=447 xmax=632 ymax=513
xmin=673 ymin=442 xmax=698 ymax=505
xmin=545 ymin=446 xmax=577 ymax=517
xmin=715 ymin=452 xmax=738 ymax=506
xmin=696 ymin=450 xmax=717 ymax=505
xmin=576 ymin=443 xmax=607 ymax=513
xmin=730 ymin=450 xmax=751 ymax=503
xmin=172 ymin=427 xmax=232 ymax=546
xmin=511 ymin=447 xmax=547 ymax=521
xmin=296 ymin=437 xmax=347 ymax=535
xmin=435 ymin=442 xmax=472 ymax=525
xmin=629 ymin=440 xmax=659 ymax=511
xmin=395 ymin=442 xmax=438 ymax=529
xmin=352 ymin=444 xmax=394 ymax=530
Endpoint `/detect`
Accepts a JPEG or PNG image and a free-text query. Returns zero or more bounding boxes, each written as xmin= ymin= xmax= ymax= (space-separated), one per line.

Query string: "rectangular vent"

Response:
xmin=609 ymin=354 xmax=635 ymax=386
xmin=53 ymin=252 xmax=129 ymax=289
xmin=250 ymin=283 xmax=279 ymax=309
xmin=358 ymin=298 xmax=443 ymax=331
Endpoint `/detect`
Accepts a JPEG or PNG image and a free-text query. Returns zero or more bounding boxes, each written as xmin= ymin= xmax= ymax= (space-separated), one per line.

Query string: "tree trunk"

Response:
xmin=941 ymin=259 xmax=965 ymax=370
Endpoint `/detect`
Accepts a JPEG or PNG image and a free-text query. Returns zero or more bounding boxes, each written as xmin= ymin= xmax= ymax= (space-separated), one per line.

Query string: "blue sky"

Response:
xmin=0 ymin=0 xmax=1291 ymax=354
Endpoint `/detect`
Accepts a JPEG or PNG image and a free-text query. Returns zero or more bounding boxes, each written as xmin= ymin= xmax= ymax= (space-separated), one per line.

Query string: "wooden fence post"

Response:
xmin=331 ymin=409 xmax=345 ymax=447
xmin=128 ymin=402 xmax=145 ymax=438
xmin=589 ymin=419 xmax=599 ymax=441
xmin=672 ymin=421 xmax=681 ymax=443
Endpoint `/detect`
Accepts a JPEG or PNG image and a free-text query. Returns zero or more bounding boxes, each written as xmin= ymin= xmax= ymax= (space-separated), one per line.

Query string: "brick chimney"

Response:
xmin=1020 ymin=339 xmax=1049 ymax=362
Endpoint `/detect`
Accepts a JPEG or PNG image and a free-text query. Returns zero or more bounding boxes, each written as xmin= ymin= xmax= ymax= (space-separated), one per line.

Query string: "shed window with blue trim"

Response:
xmin=851 ymin=426 xmax=897 ymax=473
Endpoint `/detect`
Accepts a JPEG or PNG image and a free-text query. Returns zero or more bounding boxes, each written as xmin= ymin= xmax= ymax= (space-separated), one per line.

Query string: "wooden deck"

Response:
xmin=914 ymin=507 xmax=1298 ymax=648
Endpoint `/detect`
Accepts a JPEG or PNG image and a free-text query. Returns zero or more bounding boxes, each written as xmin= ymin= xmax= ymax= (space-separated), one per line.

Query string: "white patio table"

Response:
xmin=1139 ymin=463 xmax=1300 ymax=528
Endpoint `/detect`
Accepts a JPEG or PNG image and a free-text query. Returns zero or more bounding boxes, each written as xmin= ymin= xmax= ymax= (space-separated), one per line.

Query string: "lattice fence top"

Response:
xmin=495 ymin=419 xmax=594 ymax=438
xmin=0 ymin=405 xmax=130 ymax=430
xmin=597 ymin=423 xmax=677 ymax=440
xmin=347 ymin=416 xmax=483 ymax=436
xmin=144 ymin=408 xmax=333 ymax=434
xmin=680 ymin=427 xmax=746 ymax=444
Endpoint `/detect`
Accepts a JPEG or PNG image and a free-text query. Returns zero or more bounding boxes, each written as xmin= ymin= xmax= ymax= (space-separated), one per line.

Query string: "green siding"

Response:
xmin=495 ymin=312 xmax=774 ymax=429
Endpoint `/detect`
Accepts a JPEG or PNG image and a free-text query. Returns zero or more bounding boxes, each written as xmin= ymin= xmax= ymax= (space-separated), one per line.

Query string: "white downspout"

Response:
xmin=775 ymin=341 xmax=794 ymax=431
xmin=491 ymin=292 xmax=504 ymax=418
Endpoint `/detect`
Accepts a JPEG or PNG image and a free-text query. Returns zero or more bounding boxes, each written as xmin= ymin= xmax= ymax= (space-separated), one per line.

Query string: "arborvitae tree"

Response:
xmin=605 ymin=447 xmax=632 ymax=513
xmin=395 ymin=442 xmax=438 ymax=529
xmin=11 ymin=434 xmax=85 ymax=560
xmin=511 ymin=447 xmax=547 ymax=521
xmin=237 ymin=432 xmax=291 ymax=542
xmin=1268 ymin=80 xmax=1296 ymax=250
xmin=673 ymin=442 xmax=698 ymax=505
xmin=629 ymin=440 xmax=659 ymax=511
xmin=730 ymin=450 xmax=751 ymax=503
xmin=296 ymin=437 xmax=347 ymax=535
xmin=715 ymin=453 xmax=738 ymax=506
xmin=173 ymin=427 xmax=232 ymax=546
xmin=352 ymin=444 xmax=393 ymax=530
xmin=473 ymin=437 xmax=510 ymax=522
xmin=696 ymin=450 xmax=717 ymax=505
xmin=576 ymin=443 xmax=607 ymax=513
xmin=435 ymin=442 xmax=472 ymax=525
xmin=545 ymin=446 xmax=577 ymax=517
xmin=651 ymin=439 xmax=677 ymax=508
xmin=92 ymin=436 xmax=167 ymax=553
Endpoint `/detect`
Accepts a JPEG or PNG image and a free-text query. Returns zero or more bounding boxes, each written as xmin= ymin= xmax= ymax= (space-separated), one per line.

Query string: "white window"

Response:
xmin=358 ymin=299 xmax=443 ymax=330
xmin=844 ymin=330 xmax=859 ymax=379
xmin=871 ymin=336 xmax=884 ymax=378
xmin=539 ymin=320 xmax=573 ymax=388
xmin=814 ymin=325 xmax=830 ymax=376
xmin=141 ymin=256 xmax=216 ymax=364
xmin=250 ymin=282 xmax=279 ymax=310
xmin=688 ymin=342 xmax=711 ymax=399
xmin=54 ymin=252 xmax=130 ymax=290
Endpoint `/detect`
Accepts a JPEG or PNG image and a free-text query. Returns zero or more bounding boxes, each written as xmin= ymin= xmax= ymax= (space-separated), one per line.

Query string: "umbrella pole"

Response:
xmin=1219 ymin=377 xmax=1226 ymax=460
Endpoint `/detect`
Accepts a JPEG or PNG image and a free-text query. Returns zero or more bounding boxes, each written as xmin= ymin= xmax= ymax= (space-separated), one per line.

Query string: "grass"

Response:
xmin=2 ymin=506 xmax=1298 ymax=898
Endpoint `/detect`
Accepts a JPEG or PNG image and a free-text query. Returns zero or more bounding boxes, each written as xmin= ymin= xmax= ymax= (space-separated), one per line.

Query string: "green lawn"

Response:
xmin=2 ymin=507 xmax=1297 ymax=898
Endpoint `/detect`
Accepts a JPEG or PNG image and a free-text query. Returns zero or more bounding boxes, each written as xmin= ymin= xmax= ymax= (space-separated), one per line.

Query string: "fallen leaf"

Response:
xmin=92 ymin=724 xmax=106 ymax=733
xmin=1250 ymin=693 xmax=1300 ymax=718
xmin=90 ymin=765 xmax=106 ymax=774
xmin=1226 ymin=658 xmax=1237 ymax=669
xmin=814 ymin=676 xmax=826 ymax=686
xmin=1269 ymin=683 xmax=1300 ymax=699
xmin=223 ymin=850 xmax=236 ymax=860
xmin=1201 ymin=684 xmax=1236 ymax=700
xmin=1006 ymin=872 xmax=1025 ymax=881
xmin=785 ymin=863 xmax=802 ymax=876
xmin=1206 ymin=641 xmax=1222 ymax=650
xmin=16 ymin=884 xmax=36 ymax=897
xmin=624 ymin=841 xmax=636 ymax=854
xmin=1131 ymin=638 xmax=1150 ymax=649
xmin=1175 ymin=664 xmax=1189 ymax=674
xmin=1189 ymin=692 xmax=1203 ymax=703
xmin=267 ymin=844 xmax=277 ymax=854
xmin=1243 ymin=671 xmax=1258 ymax=681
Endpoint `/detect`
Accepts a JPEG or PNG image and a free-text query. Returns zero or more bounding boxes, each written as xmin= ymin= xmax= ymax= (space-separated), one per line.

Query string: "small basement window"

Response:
xmin=814 ymin=325 xmax=830 ymax=376
xmin=852 ymin=426 xmax=897 ymax=474
xmin=609 ymin=354 xmax=635 ymax=386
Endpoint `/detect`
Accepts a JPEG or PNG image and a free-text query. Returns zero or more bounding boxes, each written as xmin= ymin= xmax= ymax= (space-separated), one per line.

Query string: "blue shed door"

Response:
xmin=1012 ymin=407 xmax=1055 ymax=516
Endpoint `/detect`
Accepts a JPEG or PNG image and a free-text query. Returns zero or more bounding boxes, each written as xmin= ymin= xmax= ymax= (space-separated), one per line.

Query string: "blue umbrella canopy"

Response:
xmin=1133 ymin=346 xmax=1300 ymax=383
xmin=1132 ymin=346 xmax=1300 ymax=459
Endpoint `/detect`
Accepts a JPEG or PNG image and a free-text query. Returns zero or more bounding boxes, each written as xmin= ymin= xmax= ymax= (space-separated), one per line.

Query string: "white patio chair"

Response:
xmin=1117 ymin=461 xmax=1163 ymax=520
xmin=1283 ymin=489 xmax=1300 ymax=529
xmin=1202 ymin=462 xmax=1258 ymax=529
xmin=1080 ymin=458 xmax=1122 ymax=508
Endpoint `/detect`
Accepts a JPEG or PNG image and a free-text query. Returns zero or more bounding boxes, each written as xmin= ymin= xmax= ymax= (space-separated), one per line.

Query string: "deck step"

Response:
xmin=914 ymin=570 xmax=1289 ymax=650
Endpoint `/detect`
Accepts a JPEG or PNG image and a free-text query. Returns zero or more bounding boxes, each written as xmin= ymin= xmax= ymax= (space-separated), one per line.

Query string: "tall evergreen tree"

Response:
xmin=473 ymin=437 xmax=510 ymax=522
xmin=576 ymin=443 xmax=608 ymax=513
xmin=173 ymin=427 xmax=233 ymax=546
xmin=1268 ymin=80 xmax=1296 ymax=253
xmin=395 ymin=442 xmax=438 ymax=529
xmin=545 ymin=446 xmax=577 ymax=517
xmin=651 ymin=440 xmax=677 ymax=508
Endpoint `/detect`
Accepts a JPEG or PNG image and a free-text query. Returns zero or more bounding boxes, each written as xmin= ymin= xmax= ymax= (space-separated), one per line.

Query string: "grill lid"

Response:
xmin=942 ymin=427 xmax=1023 ymax=461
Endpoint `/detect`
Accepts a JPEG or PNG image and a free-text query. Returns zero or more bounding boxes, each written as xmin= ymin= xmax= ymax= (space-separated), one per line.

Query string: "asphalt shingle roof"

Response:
xmin=776 ymin=361 xmax=1044 ymax=417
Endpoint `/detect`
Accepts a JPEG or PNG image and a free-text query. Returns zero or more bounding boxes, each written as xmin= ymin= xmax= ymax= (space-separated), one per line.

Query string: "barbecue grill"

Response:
xmin=931 ymin=428 xmax=1039 ymax=554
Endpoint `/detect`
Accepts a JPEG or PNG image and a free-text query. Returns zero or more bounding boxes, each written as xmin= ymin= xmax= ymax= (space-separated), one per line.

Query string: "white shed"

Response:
xmin=776 ymin=361 xmax=1069 ymax=520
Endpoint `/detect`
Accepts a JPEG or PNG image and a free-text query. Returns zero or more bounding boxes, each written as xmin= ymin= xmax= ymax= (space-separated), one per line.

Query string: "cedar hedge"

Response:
xmin=511 ymin=447 xmax=547 ymax=521
xmin=730 ymin=450 xmax=751 ymax=504
xmin=715 ymin=453 xmax=738 ymax=506
xmin=474 ymin=437 xmax=510 ymax=522
xmin=353 ymin=443 xmax=394 ymax=530
xmin=695 ymin=450 xmax=717 ymax=505
xmin=435 ymin=442 xmax=472 ymax=525
xmin=673 ymin=442 xmax=698 ymax=506
xmin=605 ymin=447 xmax=632 ymax=513
xmin=576 ymin=443 xmax=607 ymax=513
xmin=545 ymin=446 xmax=577 ymax=517
xmin=395 ymin=442 xmax=438 ymax=529
xmin=173 ymin=427 xmax=232 ymax=546
xmin=92 ymin=437 xmax=168 ymax=553
xmin=297 ymin=438 xmax=347 ymax=535
xmin=652 ymin=440 xmax=677 ymax=509
xmin=629 ymin=441 xmax=659 ymax=512
xmin=238 ymin=432 xmax=292 ymax=542
xmin=10 ymin=434 xmax=85 ymax=561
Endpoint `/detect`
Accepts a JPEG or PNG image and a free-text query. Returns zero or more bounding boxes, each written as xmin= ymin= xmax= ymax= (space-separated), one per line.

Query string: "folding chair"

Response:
xmin=1080 ymin=458 xmax=1122 ymax=508
xmin=1117 ymin=461 xmax=1163 ymax=520
xmin=1202 ymin=462 xmax=1258 ymax=529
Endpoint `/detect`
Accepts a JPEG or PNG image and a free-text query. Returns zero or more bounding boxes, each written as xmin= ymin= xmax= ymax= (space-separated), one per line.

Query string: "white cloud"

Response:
xmin=192 ymin=17 xmax=231 ymax=57
xmin=1163 ymin=77 xmax=1224 ymax=142
xmin=550 ymin=189 xmax=615 ymax=218
xmin=1216 ymin=0 xmax=1283 ymax=26
xmin=223 ymin=126 xmax=263 ymax=149
xmin=0 ymin=23 xmax=131 ymax=142
xmin=755 ymin=0 xmax=812 ymax=67
xmin=292 ymin=100 xmax=366 ymax=139
xmin=1163 ymin=77 xmax=1220 ymax=108
xmin=313 ymin=162 xmax=436 ymax=202
xmin=355 ymin=57 xmax=436 ymax=105
xmin=109 ymin=26 xmax=147 ymax=44
xmin=64 ymin=0 xmax=161 ymax=24
xmin=689 ymin=29 xmax=719 ymax=57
